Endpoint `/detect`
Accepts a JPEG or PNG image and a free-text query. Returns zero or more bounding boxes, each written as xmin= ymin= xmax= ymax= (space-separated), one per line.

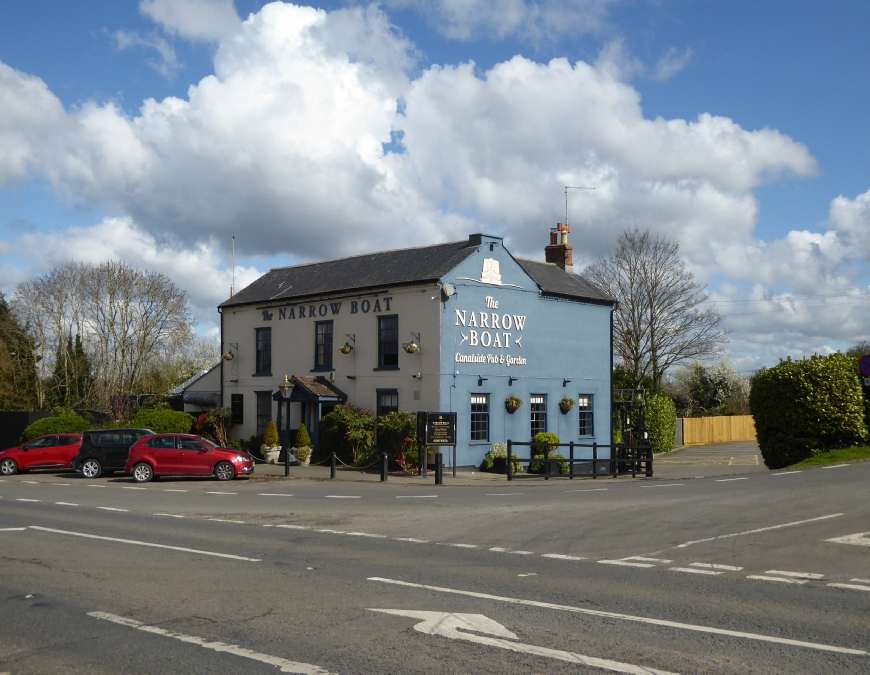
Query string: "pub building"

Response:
xmin=218 ymin=227 xmax=615 ymax=468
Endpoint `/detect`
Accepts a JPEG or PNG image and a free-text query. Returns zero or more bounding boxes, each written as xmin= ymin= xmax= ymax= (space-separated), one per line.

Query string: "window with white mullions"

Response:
xmin=530 ymin=394 xmax=547 ymax=437
xmin=470 ymin=394 xmax=489 ymax=442
xmin=578 ymin=395 xmax=594 ymax=436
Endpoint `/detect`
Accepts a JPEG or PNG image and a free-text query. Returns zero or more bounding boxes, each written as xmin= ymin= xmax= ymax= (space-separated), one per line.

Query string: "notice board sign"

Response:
xmin=425 ymin=412 xmax=457 ymax=445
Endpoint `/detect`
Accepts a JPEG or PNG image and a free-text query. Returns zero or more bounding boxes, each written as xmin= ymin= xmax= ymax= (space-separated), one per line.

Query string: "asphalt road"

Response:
xmin=1 ymin=462 xmax=868 ymax=674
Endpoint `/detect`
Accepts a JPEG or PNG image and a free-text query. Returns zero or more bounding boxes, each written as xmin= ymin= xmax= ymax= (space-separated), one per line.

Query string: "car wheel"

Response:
xmin=214 ymin=461 xmax=235 ymax=481
xmin=81 ymin=459 xmax=102 ymax=479
xmin=132 ymin=462 xmax=153 ymax=483
xmin=0 ymin=458 xmax=18 ymax=476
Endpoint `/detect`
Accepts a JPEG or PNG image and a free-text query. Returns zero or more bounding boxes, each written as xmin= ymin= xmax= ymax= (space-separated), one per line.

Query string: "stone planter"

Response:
xmin=263 ymin=447 xmax=281 ymax=464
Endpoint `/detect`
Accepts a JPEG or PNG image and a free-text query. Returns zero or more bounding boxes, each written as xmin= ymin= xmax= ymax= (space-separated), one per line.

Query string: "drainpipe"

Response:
xmin=219 ymin=307 xmax=224 ymax=409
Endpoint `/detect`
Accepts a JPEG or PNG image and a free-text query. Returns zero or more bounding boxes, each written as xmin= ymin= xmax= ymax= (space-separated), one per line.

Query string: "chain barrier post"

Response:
xmin=330 ymin=451 xmax=336 ymax=479
xmin=435 ymin=452 xmax=443 ymax=485
xmin=452 ymin=445 xmax=457 ymax=478
xmin=381 ymin=452 xmax=388 ymax=482
xmin=544 ymin=444 xmax=550 ymax=480
xmin=284 ymin=447 xmax=291 ymax=478
xmin=569 ymin=441 xmax=574 ymax=479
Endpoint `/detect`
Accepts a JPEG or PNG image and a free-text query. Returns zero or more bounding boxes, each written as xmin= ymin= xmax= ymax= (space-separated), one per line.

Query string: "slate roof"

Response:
xmin=220 ymin=240 xmax=479 ymax=308
xmin=515 ymin=259 xmax=615 ymax=305
xmin=289 ymin=376 xmax=348 ymax=400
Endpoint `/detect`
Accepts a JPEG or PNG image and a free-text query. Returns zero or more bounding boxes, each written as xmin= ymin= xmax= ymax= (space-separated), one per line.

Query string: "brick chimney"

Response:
xmin=545 ymin=223 xmax=573 ymax=273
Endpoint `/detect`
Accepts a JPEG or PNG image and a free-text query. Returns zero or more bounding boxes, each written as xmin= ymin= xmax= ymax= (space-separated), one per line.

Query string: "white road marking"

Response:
xmin=154 ymin=513 xmax=184 ymax=518
xmin=49 ymin=483 xmax=71 ymax=486
xmin=16 ymin=498 xmax=41 ymax=502
xmin=89 ymin=612 xmax=332 ymax=674
xmin=163 ymin=489 xmax=188 ymax=492
xmin=87 ymin=485 xmax=106 ymax=488
xmin=276 ymin=525 xmax=308 ymax=530
xmin=486 ymin=493 xmax=525 ymax=496
xmin=21 ymin=481 xmax=39 ymax=484
xmin=325 ymin=495 xmax=360 ymax=499
xmin=489 ymin=547 xmax=533 ymax=555
xmin=369 ymin=609 xmax=677 ymax=675
xmin=670 ymin=567 xmax=721 ymax=576
xmin=599 ymin=560 xmax=655 ymax=568
xmin=393 ymin=537 xmax=429 ymax=543
xmin=641 ymin=483 xmax=684 ymax=488
xmin=347 ymin=532 xmax=386 ymax=538
xmin=368 ymin=578 xmax=869 ymax=656
xmin=715 ymin=478 xmax=748 ymax=482
xmin=258 ymin=493 xmax=295 ymax=497
xmin=315 ymin=529 xmax=345 ymax=534
xmin=438 ymin=543 xmax=477 ymax=548
xmin=30 ymin=526 xmax=261 ymax=562
xmin=746 ymin=575 xmax=807 ymax=585
xmin=56 ymin=502 xmax=79 ymax=506
xmin=123 ymin=487 xmax=147 ymax=490
xmin=565 ymin=488 xmax=608 ymax=492
xmin=827 ymin=583 xmax=870 ymax=591
xmin=209 ymin=519 xmax=244 ymax=524
xmin=826 ymin=532 xmax=870 ymax=547
xmin=772 ymin=471 xmax=802 ymax=476
xmin=0 ymin=527 xmax=26 ymax=531
xmin=765 ymin=570 xmax=824 ymax=580
xmin=517 ymin=573 xmax=538 ymax=577
xmin=541 ymin=554 xmax=585 ymax=561
xmin=690 ymin=563 xmax=743 ymax=571
xmin=625 ymin=556 xmax=672 ymax=563
xmin=98 ymin=507 xmax=128 ymax=512
xmin=821 ymin=464 xmax=850 ymax=469
xmin=396 ymin=495 xmax=438 ymax=499
xmin=851 ymin=578 xmax=870 ymax=583
xmin=675 ymin=513 xmax=843 ymax=548
xmin=206 ymin=491 xmax=236 ymax=495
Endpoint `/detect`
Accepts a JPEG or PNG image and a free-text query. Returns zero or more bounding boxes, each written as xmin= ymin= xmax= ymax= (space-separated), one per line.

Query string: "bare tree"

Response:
xmin=584 ymin=227 xmax=726 ymax=391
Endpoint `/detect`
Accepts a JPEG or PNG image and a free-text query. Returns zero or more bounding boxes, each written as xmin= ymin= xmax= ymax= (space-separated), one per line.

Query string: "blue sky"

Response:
xmin=1 ymin=1 xmax=868 ymax=370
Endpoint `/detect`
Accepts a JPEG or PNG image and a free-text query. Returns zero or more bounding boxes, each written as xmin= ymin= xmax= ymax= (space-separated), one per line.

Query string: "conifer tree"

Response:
xmin=0 ymin=292 xmax=39 ymax=410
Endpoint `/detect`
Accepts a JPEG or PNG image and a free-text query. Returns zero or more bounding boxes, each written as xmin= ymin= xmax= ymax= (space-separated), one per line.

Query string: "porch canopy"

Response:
xmin=273 ymin=375 xmax=347 ymax=456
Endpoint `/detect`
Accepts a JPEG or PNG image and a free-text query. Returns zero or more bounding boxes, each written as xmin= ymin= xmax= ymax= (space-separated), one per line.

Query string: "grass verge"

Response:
xmin=792 ymin=446 xmax=870 ymax=468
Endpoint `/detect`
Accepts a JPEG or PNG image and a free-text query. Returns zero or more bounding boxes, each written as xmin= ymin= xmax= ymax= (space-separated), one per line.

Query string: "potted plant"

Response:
xmin=559 ymin=396 xmax=576 ymax=414
xmin=261 ymin=420 xmax=281 ymax=464
xmin=294 ymin=423 xmax=312 ymax=466
xmin=402 ymin=340 xmax=420 ymax=354
xmin=505 ymin=395 xmax=523 ymax=414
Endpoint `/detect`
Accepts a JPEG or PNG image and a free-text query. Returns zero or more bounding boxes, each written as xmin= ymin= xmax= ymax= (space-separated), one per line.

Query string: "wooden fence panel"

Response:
xmin=679 ymin=415 xmax=756 ymax=446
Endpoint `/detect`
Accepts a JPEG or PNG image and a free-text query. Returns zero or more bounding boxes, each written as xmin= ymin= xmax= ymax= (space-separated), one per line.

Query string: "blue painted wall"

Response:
xmin=438 ymin=235 xmax=613 ymax=468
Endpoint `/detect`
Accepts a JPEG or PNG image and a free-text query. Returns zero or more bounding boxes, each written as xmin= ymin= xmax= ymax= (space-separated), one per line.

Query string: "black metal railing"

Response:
xmin=506 ymin=440 xmax=653 ymax=480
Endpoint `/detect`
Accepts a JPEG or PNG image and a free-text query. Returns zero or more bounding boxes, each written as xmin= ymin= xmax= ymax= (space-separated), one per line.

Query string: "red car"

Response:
xmin=125 ymin=434 xmax=255 ymax=483
xmin=0 ymin=434 xmax=83 ymax=475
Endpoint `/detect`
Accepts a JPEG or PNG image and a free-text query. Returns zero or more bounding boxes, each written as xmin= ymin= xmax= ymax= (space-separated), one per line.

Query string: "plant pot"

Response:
xmin=559 ymin=404 xmax=574 ymax=414
xmin=263 ymin=447 xmax=280 ymax=464
xmin=505 ymin=402 xmax=521 ymax=414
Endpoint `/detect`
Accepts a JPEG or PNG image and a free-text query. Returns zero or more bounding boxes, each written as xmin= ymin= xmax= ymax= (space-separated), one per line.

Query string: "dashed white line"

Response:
xmin=154 ymin=513 xmax=184 ymax=518
xmin=393 ymin=537 xmax=429 ymax=543
xmin=86 ymin=485 xmax=106 ymax=488
xmin=89 ymin=612 xmax=332 ymax=674
xmin=765 ymin=570 xmax=823 ymax=580
xmin=670 ymin=567 xmax=722 ymax=576
xmin=163 ymin=489 xmax=188 ymax=492
xmin=98 ymin=507 xmax=128 ymax=512
xmin=396 ymin=495 xmax=438 ymax=499
xmin=276 ymin=524 xmax=308 ymax=530
xmin=821 ymin=464 xmax=850 ymax=469
xmin=641 ymin=483 xmax=684 ymax=488
xmin=715 ymin=478 xmax=748 ymax=482
xmin=599 ymin=560 xmax=655 ymax=568
xmin=258 ymin=493 xmax=294 ymax=497
xmin=625 ymin=557 xmax=672 ymax=563
xmin=689 ymin=563 xmax=743 ymax=571
xmin=439 ymin=543 xmax=477 ymax=548
xmin=49 ymin=483 xmax=71 ymax=486
xmin=347 ymin=532 xmax=387 ymax=538
xmin=30 ymin=526 xmax=261 ymax=562
xmin=209 ymin=519 xmax=244 ymax=524
xmin=21 ymin=480 xmax=39 ymax=484
xmin=489 ymin=547 xmax=533 ymax=555
xmin=486 ymin=493 xmax=525 ymax=496
xmin=325 ymin=495 xmax=360 ymax=499
xmin=315 ymin=529 xmax=345 ymax=534
xmin=16 ymin=498 xmax=41 ymax=502
xmin=747 ymin=575 xmax=807 ymax=584
xmin=541 ymin=554 xmax=586 ymax=561
xmin=771 ymin=471 xmax=802 ymax=476
xmin=827 ymin=583 xmax=870 ymax=591
xmin=369 ymin=577 xmax=869 ymax=656
xmin=851 ymin=578 xmax=870 ymax=583
xmin=565 ymin=488 xmax=608 ymax=492
xmin=0 ymin=527 xmax=26 ymax=531
xmin=122 ymin=487 xmax=147 ymax=490
xmin=56 ymin=502 xmax=79 ymax=506
xmin=675 ymin=513 xmax=843 ymax=548
xmin=206 ymin=491 xmax=236 ymax=495
xmin=517 ymin=572 xmax=538 ymax=577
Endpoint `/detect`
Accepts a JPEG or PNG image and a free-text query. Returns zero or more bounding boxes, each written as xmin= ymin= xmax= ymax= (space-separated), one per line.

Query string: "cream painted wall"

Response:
xmin=221 ymin=283 xmax=442 ymax=440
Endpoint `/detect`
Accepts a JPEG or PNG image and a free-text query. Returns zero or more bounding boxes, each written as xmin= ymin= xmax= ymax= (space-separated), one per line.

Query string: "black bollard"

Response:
xmin=330 ymin=451 xmax=336 ymax=479
xmin=381 ymin=452 xmax=388 ymax=482
xmin=435 ymin=452 xmax=443 ymax=485
xmin=285 ymin=447 xmax=290 ymax=478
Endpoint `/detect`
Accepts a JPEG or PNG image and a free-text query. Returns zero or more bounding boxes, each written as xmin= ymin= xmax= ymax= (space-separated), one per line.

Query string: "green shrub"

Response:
xmin=647 ymin=394 xmax=676 ymax=454
xmin=295 ymin=445 xmax=312 ymax=462
xmin=750 ymin=353 xmax=867 ymax=469
xmin=528 ymin=432 xmax=567 ymax=473
xmin=481 ymin=443 xmax=523 ymax=474
xmin=320 ymin=404 xmax=374 ymax=465
xmin=21 ymin=412 xmax=91 ymax=441
xmin=131 ymin=408 xmax=195 ymax=434
xmin=294 ymin=422 xmax=311 ymax=448
xmin=377 ymin=411 xmax=417 ymax=468
xmin=263 ymin=419 xmax=279 ymax=447
xmin=530 ymin=453 xmax=569 ymax=474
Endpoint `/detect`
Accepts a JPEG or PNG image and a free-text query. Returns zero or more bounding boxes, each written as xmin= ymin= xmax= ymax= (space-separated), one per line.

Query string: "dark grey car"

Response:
xmin=72 ymin=428 xmax=154 ymax=478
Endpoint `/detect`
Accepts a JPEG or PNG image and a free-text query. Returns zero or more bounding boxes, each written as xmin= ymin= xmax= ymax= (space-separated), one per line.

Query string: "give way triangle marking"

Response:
xmin=826 ymin=532 xmax=870 ymax=547
xmin=369 ymin=609 xmax=678 ymax=675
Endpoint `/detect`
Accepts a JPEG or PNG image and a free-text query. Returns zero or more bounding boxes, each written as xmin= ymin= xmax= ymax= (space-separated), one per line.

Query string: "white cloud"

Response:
xmin=384 ymin=0 xmax=617 ymax=42
xmin=113 ymin=30 xmax=180 ymax=79
xmin=139 ymin=0 xmax=241 ymax=41
xmin=652 ymin=47 xmax=693 ymax=82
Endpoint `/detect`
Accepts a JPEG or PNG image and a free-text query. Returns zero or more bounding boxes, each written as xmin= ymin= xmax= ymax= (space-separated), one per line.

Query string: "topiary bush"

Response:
xmin=263 ymin=419 xmax=279 ymax=447
xmin=750 ymin=353 xmax=867 ymax=469
xmin=21 ymin=411 xmax=91 ymax=441
xmin=481 ymin=443 xmax=523 ymax=474
xmin=294 ymin=422 xmax=311 ymax=448
xmin=646 ymin=394 xmax=676 ymax=454
xmin=131 ymin=408 xmax=195 ymax=434
xmin=528 ymin=432 xmax=568 ymax=473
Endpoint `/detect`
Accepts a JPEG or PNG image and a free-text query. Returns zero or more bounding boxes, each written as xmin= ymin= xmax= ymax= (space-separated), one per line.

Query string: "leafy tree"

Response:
xmin=646 ymin=395 xmax=676 ymax=454
xmin=585 ymin=228 xmax=726 ymax=391
xmin=0 ymin=292 xmax=39 ymax=410
xmin=377 ymin=411 xmax=418 ymax=469
xmin=320 ymin=404 xmax=375 ymax=466
xmin=47 ymin=333 xmax=93 ymax=409
xmin=664 ymin=361 xmax=749 ymax=417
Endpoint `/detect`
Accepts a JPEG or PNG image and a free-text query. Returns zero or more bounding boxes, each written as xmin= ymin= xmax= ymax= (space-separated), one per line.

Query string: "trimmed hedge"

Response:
xmin=749 ymin=353 xmax=867 ymax=469
xmin=130 ymin=408 xmax=195 ymax=434
xmin=647 ymin=395 xmax=676 ymax=454
xmin=21 ymin=412 xmax=91 ymax=442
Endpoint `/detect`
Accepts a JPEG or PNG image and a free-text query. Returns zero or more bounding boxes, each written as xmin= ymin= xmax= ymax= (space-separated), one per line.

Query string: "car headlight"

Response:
xmin=233 ymin=455 xmax=248 ymax=462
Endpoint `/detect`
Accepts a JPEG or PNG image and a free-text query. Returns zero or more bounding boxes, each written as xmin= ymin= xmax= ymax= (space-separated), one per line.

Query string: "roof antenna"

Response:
xmin=231 ymin=235 xmax=235 ymax=297
xmin=564 ymin=186 xmax=595 ymax=228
